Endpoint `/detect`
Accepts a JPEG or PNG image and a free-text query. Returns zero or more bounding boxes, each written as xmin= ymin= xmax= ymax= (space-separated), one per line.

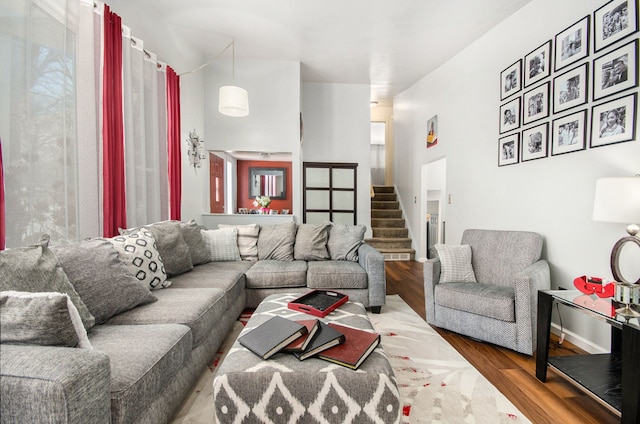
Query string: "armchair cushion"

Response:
xmin=435 ymin=282 xmax=515 ymax=321
xmin=435 ymin=244 xmax=477 ymax=283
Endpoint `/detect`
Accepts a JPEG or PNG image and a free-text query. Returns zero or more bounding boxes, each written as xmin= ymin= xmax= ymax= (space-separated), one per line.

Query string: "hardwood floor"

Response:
xmin=384 ymin=260 xmax=619 ymax=424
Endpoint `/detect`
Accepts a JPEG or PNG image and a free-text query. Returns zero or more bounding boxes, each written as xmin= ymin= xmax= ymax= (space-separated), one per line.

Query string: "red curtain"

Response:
xmin=166 ymin=66 xmax=181 ymax=220
xmin=102 ymin=5 xmax=126 ymax=237
xmin=0 ymin=140 xmax=5 ymax=250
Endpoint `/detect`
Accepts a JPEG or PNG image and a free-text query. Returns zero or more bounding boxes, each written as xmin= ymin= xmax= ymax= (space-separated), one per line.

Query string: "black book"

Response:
xmin=294 ymin=320 xmax=345 ymax=360
xmin=239 ymin=316 xmax=307 ymax=360
xmin=283 ymin=319 xmax=321 ymax=353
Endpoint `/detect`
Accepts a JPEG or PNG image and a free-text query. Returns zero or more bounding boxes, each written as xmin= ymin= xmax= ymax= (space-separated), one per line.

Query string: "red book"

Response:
xmin=318 ymin=323 xmax=380 ymax=370
xmin=283 ymin=319 xmax=320 ymax=352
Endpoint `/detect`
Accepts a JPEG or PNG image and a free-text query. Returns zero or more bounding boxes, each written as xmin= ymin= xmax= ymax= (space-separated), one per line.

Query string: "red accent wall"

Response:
xmin=237 ymin=160 xmax=292 ymax=212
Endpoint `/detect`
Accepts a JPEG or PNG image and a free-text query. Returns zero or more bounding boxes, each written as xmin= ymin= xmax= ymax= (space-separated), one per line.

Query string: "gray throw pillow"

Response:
xmin=0 ymin=291 xmax=92 ymax=349
xmin=51 ymin=238 xmax=157 ymax=324
xmin=218 ymin=224 xmax=260 ymax=261
xmin=327 ymin=223 xmax=366 ymax=261
xmin=0 ymin=235 xmax=95 ymax=330
xmin=180 ymin=220 xmax=210 ymax=265
xmin=257 ymin=223 xmax=297 ymax=261
xmin=294 ymin=223 xmax=330 ymax=261
xmin=435 ymin=244 xmax=477 ymax=283
xmin=201 ymin=228 xmax=242 ymax=262
xmin=145 ymin=221 xmax=193 ymax=276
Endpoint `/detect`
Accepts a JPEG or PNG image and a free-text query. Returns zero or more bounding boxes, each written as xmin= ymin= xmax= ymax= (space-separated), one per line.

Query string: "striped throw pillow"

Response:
xmin=435 ymin=244 xmax=477 ymax=283
xmin=218 ymin=224 xmax=259 ymax=261
xmin=201 ymin=228 xmax=242 ymax=262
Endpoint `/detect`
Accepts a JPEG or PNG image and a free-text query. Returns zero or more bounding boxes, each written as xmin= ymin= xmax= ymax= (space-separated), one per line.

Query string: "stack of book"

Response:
xmin=238 ymin=316 xmax=380 ymax=369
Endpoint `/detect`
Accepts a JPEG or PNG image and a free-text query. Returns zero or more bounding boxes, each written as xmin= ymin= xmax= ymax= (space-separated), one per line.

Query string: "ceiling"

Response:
xmin=131 ymin=0 xmax=531 ymax=101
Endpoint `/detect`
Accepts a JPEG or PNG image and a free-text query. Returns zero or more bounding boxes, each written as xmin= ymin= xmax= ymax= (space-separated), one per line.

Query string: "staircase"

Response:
xmin=366 ymin=186 xmax=415 ymax=261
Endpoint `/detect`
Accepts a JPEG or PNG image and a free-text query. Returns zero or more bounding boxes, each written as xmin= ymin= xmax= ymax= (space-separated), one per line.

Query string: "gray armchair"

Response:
xmin=424 ymin=229 xmax=550 ymax=355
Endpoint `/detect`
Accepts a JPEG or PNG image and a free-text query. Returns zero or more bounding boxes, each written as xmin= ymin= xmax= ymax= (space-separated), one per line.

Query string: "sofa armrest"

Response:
xmin=1 ymin=344 xmax=111 ymax=424
xmin=423 ymin=258 xmax=441 ymax=324
xmin=358 ymin=244 xmax=386 ymax=311
xmin=513 ymin=259 xmax=551 ymax=354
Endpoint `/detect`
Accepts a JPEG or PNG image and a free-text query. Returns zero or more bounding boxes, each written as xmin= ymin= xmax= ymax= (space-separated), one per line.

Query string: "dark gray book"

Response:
xmin=239 ymin=316 xmax=307 ymax=359
xmin=294 ymin=320 xmax=345 ymax=360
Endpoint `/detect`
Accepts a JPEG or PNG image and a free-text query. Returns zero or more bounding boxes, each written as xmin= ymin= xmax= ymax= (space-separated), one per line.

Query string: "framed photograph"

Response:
xmin=523 ymin=82 xmax=550 ymax=125
xmin=590 ymin=92 xmax=637 ymax=148
xmin=524 ymin=41 xmax=552 ymax=87
xmin=551 ymin=110 xmax=588 ymax=156
xmin=501 ymin=60 xmax=522 ymax=100
xmin=593 ymin=39 xmax=638 ymax=101
xmin=594 ymin=0 xmax=638 ymax=52
xmin=498 ymin=133 xmax=519 ymax=166
xmin=426 ymin=115 xmax=438 ymax=148
xmin=555 ymin=16 xmax=590 ymax=71
xmin=521 ymin=123 xmax=549 ymax=162
xmin=553 ymin=63 xmax=588 ymax=114
xmin=499 ymin=97 xmax=521 ymax=134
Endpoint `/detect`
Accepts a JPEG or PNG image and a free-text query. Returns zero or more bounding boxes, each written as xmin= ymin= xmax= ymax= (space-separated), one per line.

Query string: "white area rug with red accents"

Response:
xmin=172 ymin=295 xmax=530 ymax=423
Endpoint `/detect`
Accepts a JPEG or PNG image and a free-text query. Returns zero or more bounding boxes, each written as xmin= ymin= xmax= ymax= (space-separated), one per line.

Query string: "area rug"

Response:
xmin=171 ymin=295 xmax=530 ymax=423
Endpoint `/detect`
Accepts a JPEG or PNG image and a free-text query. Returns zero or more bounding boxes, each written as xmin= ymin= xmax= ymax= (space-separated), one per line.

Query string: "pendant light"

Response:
xmin=219 ymin=41 xmax=249 ymax=117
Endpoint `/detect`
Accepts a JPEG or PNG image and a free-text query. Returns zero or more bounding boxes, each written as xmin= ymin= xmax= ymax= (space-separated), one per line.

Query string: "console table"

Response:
xmin=536 ymin=290 xmax=640 ymax=423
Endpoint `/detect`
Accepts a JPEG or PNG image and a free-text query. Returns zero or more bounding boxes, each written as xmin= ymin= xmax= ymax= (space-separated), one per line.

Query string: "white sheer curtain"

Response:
xmin=121 ymin=27 xmax=168 ymax=228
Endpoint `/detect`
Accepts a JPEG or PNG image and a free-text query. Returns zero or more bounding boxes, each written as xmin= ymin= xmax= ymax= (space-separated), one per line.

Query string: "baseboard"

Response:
xmin=550 ymin=323 xmax=608 ymax=354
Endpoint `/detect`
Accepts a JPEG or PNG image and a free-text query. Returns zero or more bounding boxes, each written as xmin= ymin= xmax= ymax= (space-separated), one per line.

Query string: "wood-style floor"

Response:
xmin=384 ymin=260 xmax=619 ymax=424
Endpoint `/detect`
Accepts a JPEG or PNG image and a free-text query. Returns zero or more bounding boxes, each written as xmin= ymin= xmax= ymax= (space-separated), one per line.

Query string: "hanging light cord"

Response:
xmin=179 ymin=40 xmax=235 ymax=76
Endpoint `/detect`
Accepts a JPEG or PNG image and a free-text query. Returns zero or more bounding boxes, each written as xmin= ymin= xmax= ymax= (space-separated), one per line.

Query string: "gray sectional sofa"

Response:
xmin=0 ymin=220 xmax=386 ymax=424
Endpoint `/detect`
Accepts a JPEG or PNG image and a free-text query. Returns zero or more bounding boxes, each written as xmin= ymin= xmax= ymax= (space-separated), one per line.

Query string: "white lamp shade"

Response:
xmin=592 ymin=176 xmax=640 ymax=224
xmin=219 ymin=86 xmax=249 ymax=117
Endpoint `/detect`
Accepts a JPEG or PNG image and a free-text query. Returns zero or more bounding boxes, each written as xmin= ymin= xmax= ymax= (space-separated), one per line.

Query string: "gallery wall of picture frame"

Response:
xmin=498 ymin=0 xmax=638 ymax=167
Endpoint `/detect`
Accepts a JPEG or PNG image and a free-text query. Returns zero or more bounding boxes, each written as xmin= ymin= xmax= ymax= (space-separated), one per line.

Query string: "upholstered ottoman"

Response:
xmin=213 ymin=294 xmax=400 ymax=423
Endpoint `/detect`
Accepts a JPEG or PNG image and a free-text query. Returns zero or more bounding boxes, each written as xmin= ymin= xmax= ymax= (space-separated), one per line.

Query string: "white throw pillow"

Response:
xmin=435 ymin=244 xmax=477 ymax=283
xmin=218 ymin=224 xmax=259 ymax=261
xmin=201 ymin=228 xmax=242 ymax=262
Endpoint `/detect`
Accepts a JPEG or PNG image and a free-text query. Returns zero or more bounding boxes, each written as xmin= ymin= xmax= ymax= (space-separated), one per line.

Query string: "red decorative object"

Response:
xmin=573 ymin=275 xmax=615 ymax=298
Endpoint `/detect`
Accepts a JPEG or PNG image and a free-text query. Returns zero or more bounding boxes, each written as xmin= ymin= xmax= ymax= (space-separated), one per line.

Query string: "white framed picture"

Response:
xmin=592 ymin=39 xmax=638 ymax=101
xmin=551 ymin=110 xmax=587 ymax=156
xmin=523 ymin=82 xmax=550 ymax=125
xmin=590 ymin=93 xmax=637 ymax=148
xmin=521 ymin=123 xmax=549 ymax=162
xmin=498 ymin=133 xmax=519 ymax=167
xmin=499 ymin=97 xmax=521 ymax=134
xmin=594 ymin=0 xmax=638 ymax=52
xmin=554 ymin=15 xmax=590 ymax=71
xmin=524 ymin=41 xmax=552 ymax=87
xmin=553 ymin=63 xmax=589 ymax=114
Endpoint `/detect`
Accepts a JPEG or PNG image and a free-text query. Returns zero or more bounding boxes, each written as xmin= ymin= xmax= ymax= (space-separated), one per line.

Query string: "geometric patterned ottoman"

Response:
xmin=213 ymin=293 xmax=400 ymax=423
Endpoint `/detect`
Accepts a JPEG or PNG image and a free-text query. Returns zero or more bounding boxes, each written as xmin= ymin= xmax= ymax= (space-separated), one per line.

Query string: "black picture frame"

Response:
xmin=553 ymin=63 xmax=589 ymax=114
xmin=554 ymin=15 xmax=590 ymax=71
xmin=499 ymin=97 xmax=521 ymax=134
xmin=594 ymin=0 xmax=638 ymax=52
xmin=592 ymin=39 xmax=638 ymax=101
xmin=498 ymin=133 xmax=520 ymax=167
xmin=523 ymin=82 xmax=550 ymax=125
xmin=524 ymin=41 xmax=552 ymax=87
xmin=521 ymin=122 xmax=549 ymax=162
xmin=551 ymin=109 xmax=588 ymax=156
xmin=590 ymin=92 xmax=637 ymax=148
xmin=500 ymin=59 xmax=522 ymax=100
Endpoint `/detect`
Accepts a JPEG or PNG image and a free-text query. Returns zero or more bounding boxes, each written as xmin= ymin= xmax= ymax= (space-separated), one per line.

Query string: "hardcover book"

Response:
xmin=283 ymin=319 xmax=320 ymax=352
xmin=294 ymin=320 xmax=345 ymax=360
xmin=318 ymin=323 xmax=380 ymax=369
xmin=239 ymin=316 xmax=307 ymax=360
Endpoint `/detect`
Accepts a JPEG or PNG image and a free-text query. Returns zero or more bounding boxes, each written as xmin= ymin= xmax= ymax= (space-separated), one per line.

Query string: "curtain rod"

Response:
xmin=179 ymin=40 xmax=235 ymax=76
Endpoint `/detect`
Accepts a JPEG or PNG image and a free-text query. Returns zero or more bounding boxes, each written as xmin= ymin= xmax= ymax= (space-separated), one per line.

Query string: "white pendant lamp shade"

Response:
xmin=219 ymin=85 xmax=249 ymax=117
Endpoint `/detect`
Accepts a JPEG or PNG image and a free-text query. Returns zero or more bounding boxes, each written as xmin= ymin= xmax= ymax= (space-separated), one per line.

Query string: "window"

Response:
xmin=303 ymin=162 xmax=357 ymax=224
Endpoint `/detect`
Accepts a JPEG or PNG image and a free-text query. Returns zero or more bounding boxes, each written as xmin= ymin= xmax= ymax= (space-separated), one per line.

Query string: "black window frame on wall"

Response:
xmin=302 ymin=162 xmax=358 ymax=224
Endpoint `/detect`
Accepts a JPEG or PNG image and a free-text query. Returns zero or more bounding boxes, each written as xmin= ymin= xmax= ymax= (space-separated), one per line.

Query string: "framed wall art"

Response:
xmin=553 ymin=63 xmax=589 ymax=114
xmin=594 ymin=0 xmax=638 ymax=52
xmin=501 ymin=60 xmax=522 ymax=100
xmin=551 ymin=110 xmax=587 ymax=156
xmin=592 ymin=39 xmax=638 ymax=101
xmin=523 ymin=82 xmax=550 ymax=125
xmin=521 ymin=123 xmax=549 ymax=162
xmin=590 ymin=92 xmax=637 ymax=148
xmin=524 ymin=41 xmax=552 ymax=87
xmin=499 ymin=97 xmax=521 ymax=134
xmin=554 ymin=15 xmax=590 ymax=71
xmin=498 ymin=133 xmax=519 ymax=167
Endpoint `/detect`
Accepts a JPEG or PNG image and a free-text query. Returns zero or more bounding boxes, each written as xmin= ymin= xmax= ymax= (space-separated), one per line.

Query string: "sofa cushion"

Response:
xmin=51 ymin=238 xmax=157 ymax=324
xmin=294 ymin=223 xmax=330 ymax=261
xmin=180 ymin=220 xmax=210 ymax=266
xmin=0 ymin=291 xmax=92 ymax=349
xmin=0 ymin=235 xmax=95 ymax=330
xmin=257 ymin=223 xmax=297 ymax=261
xmin=435 ymin=282 xmax=515 ymax=321
xmin=170 ymin=261 xmax=252 ymax=290
xmin=147 ymin=221 xmax=194 ymax=276
xmin=109 ymin=228 xmax=171 ymax=290
xmin=244 ymin=260 xmax=307 ymax=288
xmin=435 ymin=244 xmax=477 ymax=283
xmin=201 ymin=228 xmax=242 ymax=261
xmin=218 ymin=224 xmax=259 ymax=261
xmin=87 ymin=323 xmax=192 ymax=424
xmin=104 ymin=288 xmax=226 ymax=347
xmin=327 ymin=223 xmax=366 ymax=261
xmin=306 ymin=260 xmax=368 ymax=289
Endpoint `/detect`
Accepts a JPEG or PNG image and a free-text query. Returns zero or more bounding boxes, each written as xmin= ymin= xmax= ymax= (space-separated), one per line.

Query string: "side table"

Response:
xmin=536 ymin=289 xmax=640 ymax=424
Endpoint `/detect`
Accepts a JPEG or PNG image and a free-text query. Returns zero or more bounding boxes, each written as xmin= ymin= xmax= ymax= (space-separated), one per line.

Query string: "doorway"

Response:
xmin=421 ymin=157 xmax=447 ymax=260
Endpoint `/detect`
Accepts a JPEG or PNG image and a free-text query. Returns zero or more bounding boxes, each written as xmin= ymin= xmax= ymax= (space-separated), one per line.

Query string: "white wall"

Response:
xmin=301 ymin=83 xmax=372 ymax=235
xmin=394 ymin=0 xmax=640 ymax=352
